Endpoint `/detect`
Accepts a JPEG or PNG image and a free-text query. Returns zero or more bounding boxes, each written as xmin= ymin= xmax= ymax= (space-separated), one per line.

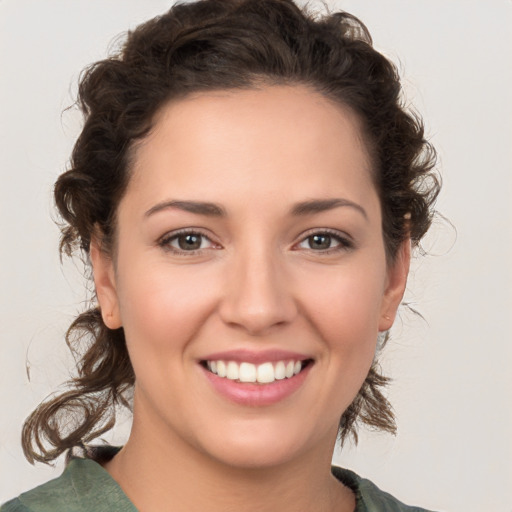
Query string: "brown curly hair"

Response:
xmin=22 ymin=0 xmax=439 ymax=464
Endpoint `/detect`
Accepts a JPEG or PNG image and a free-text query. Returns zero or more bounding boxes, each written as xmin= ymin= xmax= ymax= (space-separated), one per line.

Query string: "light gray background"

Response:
xmin=1 ymin=1 xmax=511 ymax=510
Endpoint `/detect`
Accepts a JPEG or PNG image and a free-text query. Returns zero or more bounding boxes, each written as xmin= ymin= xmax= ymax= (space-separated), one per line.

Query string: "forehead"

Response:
xmin=126 ymin=85 xmax=377 ymax=215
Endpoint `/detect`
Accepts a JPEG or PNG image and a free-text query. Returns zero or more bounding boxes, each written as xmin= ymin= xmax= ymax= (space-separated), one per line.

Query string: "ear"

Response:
xmin=90 ymin=235 xmax=122 ymax=329
xmin=378 ymin=239 xmax=411 ymax=332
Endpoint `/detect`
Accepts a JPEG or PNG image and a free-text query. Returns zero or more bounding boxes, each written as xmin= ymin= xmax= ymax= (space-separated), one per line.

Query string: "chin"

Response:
xmin=191 ymin=417 xmax=334 ymax=471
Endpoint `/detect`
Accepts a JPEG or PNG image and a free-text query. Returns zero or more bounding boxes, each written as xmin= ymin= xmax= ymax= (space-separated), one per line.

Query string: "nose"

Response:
xmin=218 ymin=246 xmax=297 ymax=336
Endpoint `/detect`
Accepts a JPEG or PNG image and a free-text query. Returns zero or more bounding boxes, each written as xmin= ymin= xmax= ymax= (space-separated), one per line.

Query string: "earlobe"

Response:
xmin=90 ymin=236 xmax=122 ymax=329
xmin=378 ymin=239 xmax=411 ymax=332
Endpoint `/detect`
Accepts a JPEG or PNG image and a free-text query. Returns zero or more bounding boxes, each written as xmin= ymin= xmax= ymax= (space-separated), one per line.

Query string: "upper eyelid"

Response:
xmin=296 ymin=227 xmax=353 ymax=243
xmin=159 ymin=227 xmax=214 ymax=242
xmin=158 ymin=228 xmax=220 ymax=253
xmin=292 ymin=229 xmax=355 ymax=253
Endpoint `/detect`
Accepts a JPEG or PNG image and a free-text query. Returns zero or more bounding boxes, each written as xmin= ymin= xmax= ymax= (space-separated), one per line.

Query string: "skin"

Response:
xmin=91 ymin=85 xmax=410 ymax=512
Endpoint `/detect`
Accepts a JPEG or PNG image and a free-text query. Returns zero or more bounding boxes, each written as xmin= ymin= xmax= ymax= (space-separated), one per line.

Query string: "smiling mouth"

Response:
xmin=201 ymin=359 xmax=313 ymax=384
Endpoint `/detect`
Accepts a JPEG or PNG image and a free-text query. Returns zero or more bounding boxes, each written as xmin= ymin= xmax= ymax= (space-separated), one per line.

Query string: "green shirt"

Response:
xmin=2 ymin=456 xmax=435 ymax=512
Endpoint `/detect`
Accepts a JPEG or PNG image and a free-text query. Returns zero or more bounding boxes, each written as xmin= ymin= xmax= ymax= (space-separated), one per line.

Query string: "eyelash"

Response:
xmin=294 ymin=228 xmax=354 ymax=254
xmin=158 ymin=228 xmax=354 ymax=255
xmin=158 ymin=229 xmax=218 ymax=255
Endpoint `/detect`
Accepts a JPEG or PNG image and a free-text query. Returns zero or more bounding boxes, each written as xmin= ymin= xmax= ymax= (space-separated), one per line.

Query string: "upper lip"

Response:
xmin=200 ymin=349 xmax=312 ymax=365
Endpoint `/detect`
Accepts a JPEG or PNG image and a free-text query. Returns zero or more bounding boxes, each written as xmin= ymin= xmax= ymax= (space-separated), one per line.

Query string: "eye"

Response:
xmin=159 ymin=230 xmax=217 ymax=253
xmin=296 ymin=230 xmax=352 ymax=252
xmin=302 ymin=233 xmax=337 ymax=250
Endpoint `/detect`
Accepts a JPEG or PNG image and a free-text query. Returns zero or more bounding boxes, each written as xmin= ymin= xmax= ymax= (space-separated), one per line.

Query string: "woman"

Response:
xmin=1 ymin=0 xmax=440 ymax=510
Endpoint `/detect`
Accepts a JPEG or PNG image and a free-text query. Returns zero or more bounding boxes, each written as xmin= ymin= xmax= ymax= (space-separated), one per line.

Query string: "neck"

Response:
xmin=104 ymin=413 xmax=355 ymax=512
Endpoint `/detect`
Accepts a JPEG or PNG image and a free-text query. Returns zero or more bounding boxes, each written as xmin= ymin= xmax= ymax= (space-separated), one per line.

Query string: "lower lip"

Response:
xmin=202 ymin=364 xmax=312 ymax=407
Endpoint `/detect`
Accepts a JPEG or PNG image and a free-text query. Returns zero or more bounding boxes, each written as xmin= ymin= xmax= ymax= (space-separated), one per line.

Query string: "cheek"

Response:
xmin=115 ymin=261 xmax=220 ymax=358
xmin=292 ymin=263 xmax=386 ymax=430
xmin=300 ymin=260 xmax=387 ymax=355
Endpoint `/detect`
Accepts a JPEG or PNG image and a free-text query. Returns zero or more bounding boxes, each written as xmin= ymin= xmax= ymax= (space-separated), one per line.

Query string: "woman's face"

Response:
xmin=93 ymin=85 xmax=409 ymax=469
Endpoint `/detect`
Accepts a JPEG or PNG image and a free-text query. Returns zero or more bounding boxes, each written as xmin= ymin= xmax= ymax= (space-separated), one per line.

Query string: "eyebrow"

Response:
xmin=291 ymin=198 xmax=368 ymax=219
xmin=144 ymin=197 xmax=367 ymax=219
xmin=145 ymin=200 xmax=226 ymax=217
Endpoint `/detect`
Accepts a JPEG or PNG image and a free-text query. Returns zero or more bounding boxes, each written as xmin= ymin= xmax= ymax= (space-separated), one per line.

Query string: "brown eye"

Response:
xmin=296 ymin=230 xmax=352 ymax=253
xmin=177 ymin=233 xmax=203 ymax=250
xmin=307 ymin=234 xmax=333 ymax=250
xmin=160 ymin=231 xmax=216 ymax=253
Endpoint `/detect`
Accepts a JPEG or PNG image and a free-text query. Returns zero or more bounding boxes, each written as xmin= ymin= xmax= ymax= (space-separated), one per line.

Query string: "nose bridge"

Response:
xmin=219 ymin=238 xmax=296 ymax=334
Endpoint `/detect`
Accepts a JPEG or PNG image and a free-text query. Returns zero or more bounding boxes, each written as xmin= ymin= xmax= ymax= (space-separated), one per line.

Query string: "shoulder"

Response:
xmin=332 ymin=466 xmax=438 ymax=512
xmin=1 ymin=499 xmax=30 ymax=512
xmin=1 ymin=456 xmax=136 ymax=512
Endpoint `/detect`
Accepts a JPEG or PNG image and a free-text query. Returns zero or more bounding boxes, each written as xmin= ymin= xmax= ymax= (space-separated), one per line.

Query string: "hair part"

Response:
xmin=23 ymin=0 xmax=439 ymax=463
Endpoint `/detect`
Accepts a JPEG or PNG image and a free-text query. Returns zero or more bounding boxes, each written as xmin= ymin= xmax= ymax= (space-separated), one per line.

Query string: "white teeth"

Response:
xmin=274 ymin=361 xmax=286 ymax=380
xmin=206 ymin=359 xmax=308 ymax=384
xmin=217 ymin=360 xmax=227 ymax=378
xmin=256 ymin=362 xmax=274 ymax=383
xmin=239 ymin=362 xmax=257 ymax=382
xmin=226 ymin=361 xmax=239 ymax=380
